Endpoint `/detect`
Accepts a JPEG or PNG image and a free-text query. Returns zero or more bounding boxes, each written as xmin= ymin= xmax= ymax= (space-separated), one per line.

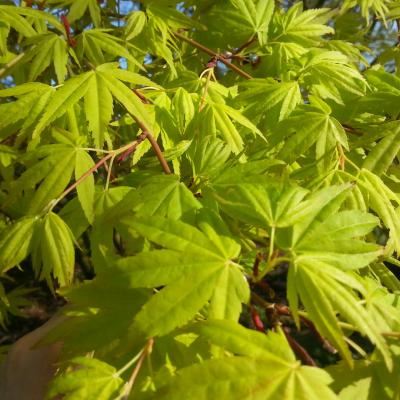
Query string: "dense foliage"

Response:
xmin=1 ymin=0 xmax=400 ymax=398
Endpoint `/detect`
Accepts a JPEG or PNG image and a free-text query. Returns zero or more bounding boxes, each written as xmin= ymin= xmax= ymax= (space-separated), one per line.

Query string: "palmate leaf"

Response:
xmin=83 ymin=72 xmax=113 ymax=148
xmin=42 ymin=274 xmax=149 ymax=356
xmin=125 ymin=11 xmax=147 ymax=41
xmin=300 ymin=50 xmax=367 ymax=103
xmin=342 ymin=0 xmax=390 ymax=21
xmin=90 ymin=176 xmax=202 ymax=270
xmin=287 ymin=259 xmax=391 ymax=369
xmin=0 ymin=212 xmax=75 ymax=287
xmin=238 ymin=79 xmax=302 ymax=122
xmin=23 ymin=32 xmax=68 ymax=83
xmin=358 ymin=169 xmax=400 ymax=253
xmin=24 ymin=64 xmax=156 ymax=144
xmin=38 ymin=212 xmax=75 ymax=287
xmin=188 ymin=136 xmax=231 ymax=181
xmin=153 ymin=320 xmax=338 ymax=400
xmin=65 ymin=0 xmax=101 ymax=26
xmin=270 ymin=3 xmax=334 ymax=47
xmin=118 ymin=216 xmax=249 ymax=336
xmin=0 ymin=216 xmax=37 ymax=273
xmin=294 ymin=210 xmax=382 ymax=270
xmin=328 ymin=342 xmax=400 ymax=400
xmin=362 ymin=121 xmax=400 ymax=176
xmin=108 ymin=175 xmax=201 ymax=223
xmin=281 ymin=186 xmax=391 ymax=368
xmin=131 ymin=175 xmax=202 ymax=221
xmin=360 ymin=69 xmax=400 ymax=118
xmin=76 ymin=29 xmax=142 ymax=69
xmin=272 ymin=100 xmax=348 ymax=170
xmin=212 ymin=180 xmax=390 ymax=366
xmin=45 ymin=0 xmax=101 ymax=27
xmin=97 ymin=66 xmax=154 ymax=133
xmin=211 ymin=182 xmax=308 ymax=229
xmin=199 ymin=2 xmax=257 ymax=48
xmin=144 ymin=3 xmax=204 ymax=75
xmin=46 ymin=357 xmax=123 ymax=400
xmin=230 ymin=0 xmax=274 ymax=45
xmin=4 ymin=144 xmax=76 ymax=215
xmin=198 ymin=101 xmax=263 ymax=155
xmin=0 ymin=83 xmax=54 ymax=137
xmin=32 ymin=72 xmax=93 ymax=139
xmin=0 ymin=5 xmax=63 ymax=39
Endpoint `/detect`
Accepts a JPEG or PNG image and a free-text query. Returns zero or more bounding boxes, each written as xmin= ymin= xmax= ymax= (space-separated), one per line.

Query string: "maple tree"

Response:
xmin=1 ymin=0 xmax=400 ymax=398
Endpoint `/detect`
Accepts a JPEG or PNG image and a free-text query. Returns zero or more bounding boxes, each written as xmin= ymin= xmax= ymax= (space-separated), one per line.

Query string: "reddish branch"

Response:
xmin=55 ymin=134 xmax=147 ymax=207
xmin=283 ymin=327 xmax=317 ymax=366
xmin=174 ymin=31 xmax=253 ymax=80
xmin=252 ymin=254 xmax=261 ymax=278
xmin=61 ymin=15 xmax=76 ymax=47
xmin=131 ymin=90 xmax=172 ymax=174
xmin=300 ymin=317 xmax=337 ymax=354
xmin=251 ymin=306 xmax=265 ymax=332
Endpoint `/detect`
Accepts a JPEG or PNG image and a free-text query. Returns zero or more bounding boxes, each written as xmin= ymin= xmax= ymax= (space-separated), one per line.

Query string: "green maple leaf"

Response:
xmin=152 ymin=320 xmax=338 ymax=400
xmin=46 ymin=357 xmax=123 ymax=400
xmin=117 ymin=216 xmax=249 ymax=336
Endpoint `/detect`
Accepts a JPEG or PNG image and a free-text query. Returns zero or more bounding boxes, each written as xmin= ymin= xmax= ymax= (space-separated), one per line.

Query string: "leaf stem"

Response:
xmin=121 ymin=338 xmax=154 ymax=400
xmin=255 ymin=256 xmax=291 ymax=282
xmin=234 ymin=35 xmax=257 ymax=54
xmin=268 ymin=226 xmax=275 ymax=263
xmin=105 ymin=154 xmax=116 ymax=190
xmin=173 ymin=31 xmax=253 ymax=80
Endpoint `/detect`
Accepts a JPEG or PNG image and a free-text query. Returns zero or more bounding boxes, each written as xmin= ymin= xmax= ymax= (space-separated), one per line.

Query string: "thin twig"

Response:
xmin=121 ymin=338 xmax=154 ymax=400
xmin=283 ymin=327 xmax=317 ymax=366
xmin=300 ymin=316 xmax=337 ymax=354
xmin=251 ymin=306 xmax=265 ymax=332
xmin=130 ymin=91 xmax=172 ymax=174
xmin=146 ymin=132 xmax=171 ymax=174
xmin=48 ymin=135 xmax=147 ymax=212
xmin=174 ymin=31 xmax=253 ymax=80
xmin=251 ymin=291 xmax=274 ymax=308
xmin=252 ymin=252 xmax=263 ymax=278
xmin=234 ymin=35 xmax=257 ymax=54
xmin=343 ymin=125 xmax=363 ymax=137
xmin=381 ymin=331 xmax=400 ymax=338
xmin=0 ymin=52 xmax=26 ymax=79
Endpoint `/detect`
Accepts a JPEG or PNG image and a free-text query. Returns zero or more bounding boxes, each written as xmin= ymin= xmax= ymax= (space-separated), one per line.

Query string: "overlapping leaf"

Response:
xmin=23 ymin=33 xmax=68 ymax=83
xmin=46 ymin=357 xmax=123 ymax=400
xmin=272 ymin=100 xmax=348 ymax=170
xmin=153 ymin=320 xmax=338 ymax=400
xmin=117 ymin=216 xmax=249 ymax=336
xmin=11 ymin=64 xmax=158 ymax=144
xmin=300 ymin=50 xmax=367 ymax=103
xmin=76 ymin=29 xmax=142 ymax=69
xmin=230 ymin=0 xmax=274 ymax=45
xmin=238 ymin=79 xmax=302 ymax=122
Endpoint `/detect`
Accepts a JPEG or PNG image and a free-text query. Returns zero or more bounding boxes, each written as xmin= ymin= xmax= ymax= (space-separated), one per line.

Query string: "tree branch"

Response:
xmin=130 ymin=92 xmax=172 ymax=174
xmin=146 ymin=132 xmax=171 ymax=174
xmin=283 ymin=327 xmax=317 ymax=366
xmin=174 ymin=31 xmax=253 ymax=80
xmin=47 ymin=133 xmax=148 ymax=212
